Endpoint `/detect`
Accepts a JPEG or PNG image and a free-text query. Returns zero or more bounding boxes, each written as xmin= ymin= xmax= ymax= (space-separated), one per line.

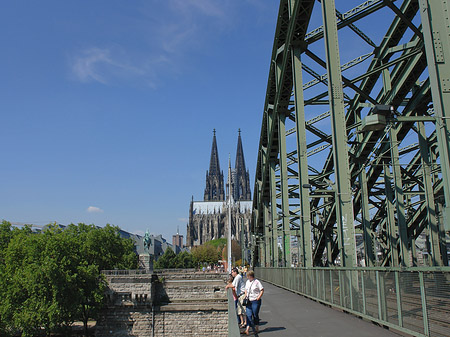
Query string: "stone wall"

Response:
xmin=96 ymin=270 xmax=228 ymax=337
xmin=154 ymin=307 xmax=227 ymax=336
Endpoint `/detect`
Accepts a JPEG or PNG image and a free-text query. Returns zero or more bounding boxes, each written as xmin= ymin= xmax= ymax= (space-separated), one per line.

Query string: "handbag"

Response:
xmin=242 ymin=297 xmax=249 ymax=307
xmin=242 ymin=280 xmax=255 ymax=306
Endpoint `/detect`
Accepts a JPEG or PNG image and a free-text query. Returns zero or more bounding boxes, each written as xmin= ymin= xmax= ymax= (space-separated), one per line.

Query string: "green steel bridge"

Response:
xmin=248 ymin=1 xmax=450 ymax=336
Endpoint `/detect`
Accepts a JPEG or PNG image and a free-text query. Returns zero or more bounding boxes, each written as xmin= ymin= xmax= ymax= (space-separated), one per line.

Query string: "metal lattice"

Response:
xmin=251 ymin=0 xmax=450 ymax=269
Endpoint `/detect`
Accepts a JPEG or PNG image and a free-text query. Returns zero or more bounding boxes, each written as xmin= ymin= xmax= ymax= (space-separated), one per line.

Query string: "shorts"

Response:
xmin=237 ymin=293 xmax=246 ymax=315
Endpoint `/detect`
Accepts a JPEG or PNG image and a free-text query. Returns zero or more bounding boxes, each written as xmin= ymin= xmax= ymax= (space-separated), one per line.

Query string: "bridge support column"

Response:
xmin=389 ymin=126 xmax=411 ymax=267
xmin=291 ymin=44 xmax=313 ymax=267
xmin=321 ymin=0 xmax=356 ymax=266
xmin=278 ymin=112 xmax=291 ymax=267
xmin=263 ymin=200 xmax=271 ymax=267
xmin=420 ymin=0 xmax=450 ymax=231
xmin=270 ymin=159 xmax=279 ymax=267
xmin=384 ymin=162 xmax=399 ymax=266
xmin=418 ymin=121 xmax=446 ymax=266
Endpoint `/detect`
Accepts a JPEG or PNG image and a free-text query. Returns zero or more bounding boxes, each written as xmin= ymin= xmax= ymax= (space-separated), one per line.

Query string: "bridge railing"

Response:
xmin=227 ymin=289 xmax=241 ymax=337
xmin=255 ymin=267 xmax=450 ymax=337
xmin=102 ymin=269 xmax=153 ymax=276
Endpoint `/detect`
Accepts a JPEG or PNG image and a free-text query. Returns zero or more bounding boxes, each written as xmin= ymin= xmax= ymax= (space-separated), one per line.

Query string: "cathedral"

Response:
xmin=186 ymin=130 xmax=252 ymax=248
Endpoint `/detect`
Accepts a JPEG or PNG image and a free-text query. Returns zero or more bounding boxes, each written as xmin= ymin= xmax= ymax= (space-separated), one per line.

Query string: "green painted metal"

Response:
xmin=251 ymin=0 xmax=450 ymax=272
xmin=270 ymin=159 xmax=278 ymax=267
xmin=389 ymin=126 xmax=411 ymax=267
xmin=419 ymin=0 xmax=450 ymax=231
xmin=291 ymin=45 xmax=313 ymax=268
xmin=321 ymin=0 xmax=356 ymax=268
xmin=418 ymin=272 xmax=430 ymax=336
xmin=263 ymin=200 xmax=271 ymax=267
xmin=384 ymin=162 xmax=399 ymax=266
xmin=256 ymin=267 xmax=450 ymax=337
xmin=326 ymin=0 xmax=358 ymax=267
xmin=418 ymin=121 xmax=444 ymax=266
xmin=394 ymin=271 xmax=403 ymax=328
xmin=278 ymin=112 xmax=292 ymax=267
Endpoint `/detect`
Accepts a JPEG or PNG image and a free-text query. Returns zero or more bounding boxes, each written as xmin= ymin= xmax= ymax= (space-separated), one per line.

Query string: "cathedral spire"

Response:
xmin=235 ymin=128 xmax=246 ymax=174
xmin=209 ymin=129 xmax=221 ymax=175
xmin=204 ymin=130 xmax=225 ymax=201
xmin=233 ymin=129 xmax=251 ymax=201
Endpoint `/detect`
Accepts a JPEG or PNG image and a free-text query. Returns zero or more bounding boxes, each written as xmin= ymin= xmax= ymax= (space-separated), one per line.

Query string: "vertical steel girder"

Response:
xmin=270 ymin=157 xmax=279 ymax=266
xmin=321 ymin=0 xmax=357 ymax=267
xmin=419 ymin=0 xmax=450 ymax=231
xmin=251 ymin=0 xmax=450 ymax=269
xmin=292 ymin=46 xmax=313 ymax=267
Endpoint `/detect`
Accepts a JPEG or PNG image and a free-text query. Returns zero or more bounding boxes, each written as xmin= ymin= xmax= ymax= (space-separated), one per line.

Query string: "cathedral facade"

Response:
xmin=186 ymin=130 xmax=252 ymax=248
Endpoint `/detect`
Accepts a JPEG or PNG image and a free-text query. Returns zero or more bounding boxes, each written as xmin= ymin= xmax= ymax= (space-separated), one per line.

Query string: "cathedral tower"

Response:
xmin=232 ymin=129 xmax=252 ymax=201
xmin=187 ymin=129 xmax=252 ymax=248
xmin=204 ymin=129 xmax=225 ymax=201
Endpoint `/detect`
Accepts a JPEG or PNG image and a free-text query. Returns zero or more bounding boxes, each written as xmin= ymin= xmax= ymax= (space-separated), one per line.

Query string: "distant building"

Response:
xmin=186 ymin=130 xmax=252 ymax=248
xmin=172 ymin=231 xmax=184 ymax=254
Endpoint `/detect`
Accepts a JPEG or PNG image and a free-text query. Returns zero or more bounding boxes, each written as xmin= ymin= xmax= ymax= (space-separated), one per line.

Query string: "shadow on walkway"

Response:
xmin=255 ymin=281 xmax=399 ymax=336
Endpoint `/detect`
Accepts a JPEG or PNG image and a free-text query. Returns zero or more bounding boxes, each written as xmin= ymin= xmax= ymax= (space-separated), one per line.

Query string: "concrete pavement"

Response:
xmin=248 ymin=281 xmax=400 ymax=337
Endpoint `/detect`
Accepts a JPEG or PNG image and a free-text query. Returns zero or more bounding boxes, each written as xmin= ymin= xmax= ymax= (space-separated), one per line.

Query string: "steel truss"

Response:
xmin=251 ymin=0 xmax=450 ymax=268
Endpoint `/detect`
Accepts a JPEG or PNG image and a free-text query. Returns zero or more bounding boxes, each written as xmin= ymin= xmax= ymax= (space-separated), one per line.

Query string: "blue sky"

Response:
xmin=0 ymin=1 xmax=280 ymax=240
xmin=0 ymin=0 xmax=423 ymax=241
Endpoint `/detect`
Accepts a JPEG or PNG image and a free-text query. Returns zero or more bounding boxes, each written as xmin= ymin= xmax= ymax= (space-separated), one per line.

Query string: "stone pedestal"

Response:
xmin=139 ymin=253 xmax=152 ymax=271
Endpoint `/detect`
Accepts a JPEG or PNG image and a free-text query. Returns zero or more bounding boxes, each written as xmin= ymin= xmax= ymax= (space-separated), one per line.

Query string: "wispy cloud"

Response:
xmin=169 ymin=0 xmax=226 ymax=19
xmin=87 ymin=206 xmax=104 ymax=213
xmin=177 ymin=217 xmax=188 ymax=222
xmin=70 ymin=47 xmax=167 ymax=87
xmin=71 ymin=48 xmax=111 ymax=84
xmin=69 ymin=1 xmax=266 ymax=87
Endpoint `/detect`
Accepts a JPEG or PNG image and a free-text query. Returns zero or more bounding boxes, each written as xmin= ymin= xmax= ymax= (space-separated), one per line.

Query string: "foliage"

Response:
xmin=0 ymin=222 xmax=137 ymax=336
xmin=154 ymin=247 xmax=176 ymax=269
xmin=174 ymin=251 xmax=195 ymax=268
xmin=191 ymin=244 xmax=221 ymax=265
xmin=154 ymin=248 xmax=195 ymax=269
xmin=190 ymin=239 xmax=242 ymax=267
xmin=205 ymin=238 xmax=227 ymax=248
xmin=220 ymin=240 xmax=242 ymax=264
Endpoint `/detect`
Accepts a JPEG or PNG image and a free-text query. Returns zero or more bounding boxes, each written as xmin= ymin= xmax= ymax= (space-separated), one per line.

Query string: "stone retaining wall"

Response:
xmin=96 ymin=270 xmax=228 ymax=337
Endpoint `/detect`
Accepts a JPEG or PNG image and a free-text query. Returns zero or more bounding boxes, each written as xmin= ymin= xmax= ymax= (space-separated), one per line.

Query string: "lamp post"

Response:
xmin=227 ymin=156 xmax=232 ymax=273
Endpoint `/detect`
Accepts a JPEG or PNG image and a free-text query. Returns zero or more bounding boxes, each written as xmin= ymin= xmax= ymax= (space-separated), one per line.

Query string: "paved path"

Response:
xmin=249 ymin=281 xmax=400 ymax=337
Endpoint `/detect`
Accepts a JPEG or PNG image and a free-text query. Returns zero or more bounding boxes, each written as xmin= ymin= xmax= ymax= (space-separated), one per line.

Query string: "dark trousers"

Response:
xmin=246 ymin=299 xmax=261 ymax=328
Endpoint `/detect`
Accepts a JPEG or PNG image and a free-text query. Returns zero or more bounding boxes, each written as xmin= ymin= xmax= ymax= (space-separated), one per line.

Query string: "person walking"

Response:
xmin=243 ymin=271 xmax=264 ymax=335
xmin=231 ymin=267 xmax=247 ymax=328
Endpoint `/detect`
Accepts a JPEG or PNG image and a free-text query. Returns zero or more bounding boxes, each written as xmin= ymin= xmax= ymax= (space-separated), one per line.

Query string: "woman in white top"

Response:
xmin=243 ymin=271 xmax=264 ymax=335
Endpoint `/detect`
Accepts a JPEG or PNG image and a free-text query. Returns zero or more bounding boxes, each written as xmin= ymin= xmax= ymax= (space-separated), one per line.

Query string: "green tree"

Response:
xmin=192 ymin=244 xmax=221 ymax=266
xmin=154 ymin=247 xmax=176 ymax=269
xmin=0 ymin=221 xmax=13 ymax=262
xmin=63 ymin=223 xmax=137 ymax=335
xmin=174 ymin=251 xmax=195 ymax=268
xmin=0 ymin=225 xmax=72 ymax=336
xmin=0 ymin=223 xmax=138 ymax=336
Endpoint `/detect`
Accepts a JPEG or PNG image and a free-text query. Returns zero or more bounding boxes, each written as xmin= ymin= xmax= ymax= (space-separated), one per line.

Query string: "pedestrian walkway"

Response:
xmin=252 ymin=281 xmax=399 ymax=336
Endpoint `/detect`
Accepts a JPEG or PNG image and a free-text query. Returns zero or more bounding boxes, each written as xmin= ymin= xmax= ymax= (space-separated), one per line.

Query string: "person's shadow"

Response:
xmin=261 ymin=327 xmax=286 ymax=332
xmin=254 ymin=322 xmax=286 ymax=334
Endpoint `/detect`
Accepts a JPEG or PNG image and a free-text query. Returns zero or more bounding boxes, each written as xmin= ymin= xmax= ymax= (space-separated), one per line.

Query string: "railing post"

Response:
xmin=322 ymin=269 xmax=326 ymax=301
xmin=316 ymin=269 xmax=320 ymax=299
xmin=349 ymin=269 xmax=353 ymax=310
xmin=395 ymin=271 xmax=403 ymax=328
xmin=361 ymin=271 xmax=366 ymax=315
xmin=330 ymin=270 xmax=334 ymax=304
xmin=376 ymin=271 xmax=382 ymax=320
xmin=419 ymin=272 xmax=430 ymax=336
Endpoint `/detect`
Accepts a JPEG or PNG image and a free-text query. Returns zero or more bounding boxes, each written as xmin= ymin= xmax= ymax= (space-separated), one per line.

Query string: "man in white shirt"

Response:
xmin=231 ymin=267 xmax=247 ymax=327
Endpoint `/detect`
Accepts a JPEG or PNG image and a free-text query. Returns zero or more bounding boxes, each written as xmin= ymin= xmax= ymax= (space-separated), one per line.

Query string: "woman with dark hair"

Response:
xmin=243 ymin=271 xmax=264 ymax=335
